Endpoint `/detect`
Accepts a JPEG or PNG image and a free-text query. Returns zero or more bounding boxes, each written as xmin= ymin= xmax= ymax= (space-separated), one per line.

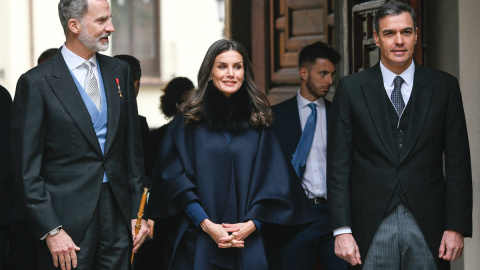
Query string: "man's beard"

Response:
xmin=78 ymin=24 xmax=110 ymax=52
xmin=306 ymin=76 xmax=328 ymax=99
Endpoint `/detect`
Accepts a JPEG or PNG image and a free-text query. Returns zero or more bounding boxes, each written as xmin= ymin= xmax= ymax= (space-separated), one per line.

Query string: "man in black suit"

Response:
xmin=11 ymin=0 xmax=149 ymax=269
xmin=1 ymin=85 xmax=36 ymax=270
xmin=113 ymin=54 xmax=155 ymax=180
xmin=327 ymin=2 xmax=472 ymax=269
xmin=272 ymin=41 xmax=345 ymax=269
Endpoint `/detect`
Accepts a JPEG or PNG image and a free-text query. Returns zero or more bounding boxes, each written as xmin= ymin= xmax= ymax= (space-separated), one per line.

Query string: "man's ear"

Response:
xmin=299 ymin=67 xmax=309 ymax=81
xmin=134 ymin=80 xmax=140 ymax=96
xmin=373 ymin=30 xmax=380 ymax=47
xmin=68 ymin=19 xmax=81 ymax=35
xmin=415 ymin=27 xmax=418 ymax=44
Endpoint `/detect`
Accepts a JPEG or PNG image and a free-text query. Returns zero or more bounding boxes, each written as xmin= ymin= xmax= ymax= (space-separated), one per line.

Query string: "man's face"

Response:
xmin=373 ymin=12 xmax=417 ymax=74
xmin=299 ymin=58 xmax=336 ymax=101
xmin=78 ymin=0 xmax=115 ymax=53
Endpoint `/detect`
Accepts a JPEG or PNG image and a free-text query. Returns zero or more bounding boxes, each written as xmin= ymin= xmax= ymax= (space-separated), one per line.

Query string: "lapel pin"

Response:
xmin=116 ymin=78 xmax=122 ymax=97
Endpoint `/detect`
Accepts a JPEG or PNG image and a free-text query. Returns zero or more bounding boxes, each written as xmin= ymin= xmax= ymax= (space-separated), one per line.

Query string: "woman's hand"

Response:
xmin=222 ymin=220 xmax=256 ymax=242
xmin=200 ymin=219 xmax=244 ymax=248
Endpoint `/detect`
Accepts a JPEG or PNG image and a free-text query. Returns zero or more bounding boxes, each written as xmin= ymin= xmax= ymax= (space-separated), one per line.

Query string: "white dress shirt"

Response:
xmin=297 ymin=91 xmax=327 ymax=199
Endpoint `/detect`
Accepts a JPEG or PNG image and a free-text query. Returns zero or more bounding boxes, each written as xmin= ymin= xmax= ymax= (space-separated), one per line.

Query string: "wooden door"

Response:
xmin=251 ymin=0 xmax=335 ymax=105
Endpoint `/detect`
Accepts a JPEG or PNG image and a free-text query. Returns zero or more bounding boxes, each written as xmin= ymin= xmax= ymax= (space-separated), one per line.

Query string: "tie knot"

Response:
xmin=394 ymin=76 xmax=404 ymax=88
xmin=307 ymin=103 xmax=316 ymax=112
xmin=83 ymin=61 xmax=94 ymax=71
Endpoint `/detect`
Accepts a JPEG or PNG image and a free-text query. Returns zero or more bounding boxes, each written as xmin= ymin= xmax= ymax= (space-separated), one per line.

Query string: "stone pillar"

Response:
xmin=459 ymin=0 xmax=480 ymax=268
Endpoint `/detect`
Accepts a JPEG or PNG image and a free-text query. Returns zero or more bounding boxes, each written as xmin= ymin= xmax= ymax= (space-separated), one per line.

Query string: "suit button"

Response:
xmin=400 ymin=189 xmax=405 ymax=194
xmin=399 ymin=144 xmax=403 ymax=148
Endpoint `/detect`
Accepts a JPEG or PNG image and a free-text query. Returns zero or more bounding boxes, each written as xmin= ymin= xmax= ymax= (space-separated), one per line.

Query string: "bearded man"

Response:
xmin=272 ymin=41 xmax=345 ymax=270
xmin=11 ymin=0 xmax=149 ymax=269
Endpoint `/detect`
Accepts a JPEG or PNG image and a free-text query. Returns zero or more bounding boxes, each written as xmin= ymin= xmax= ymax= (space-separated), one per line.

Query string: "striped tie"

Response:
xmin=84 ymin=61 xmax=101 ymax=111
xmin=391 ymin=76 xmax=405 ymax=116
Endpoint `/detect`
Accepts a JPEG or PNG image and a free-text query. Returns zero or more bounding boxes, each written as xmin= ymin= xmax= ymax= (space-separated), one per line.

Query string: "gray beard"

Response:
xmin=78 ymin=27 xmax=109 ymax=52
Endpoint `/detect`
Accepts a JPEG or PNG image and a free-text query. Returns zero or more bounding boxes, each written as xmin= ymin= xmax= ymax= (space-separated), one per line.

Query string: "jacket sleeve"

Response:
xmin=326 ymin=78 xmax=353 ymax=231
xmin=11 ymin=73 xmax=62 ymax=239
xmin=121 ymin=64 xmax=147 ymax=219
xmin=443 ymin=77 xmax=472 ymax=237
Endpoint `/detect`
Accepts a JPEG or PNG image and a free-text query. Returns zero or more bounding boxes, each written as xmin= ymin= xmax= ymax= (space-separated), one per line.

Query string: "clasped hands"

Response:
xmin=334 ymin=230 xmax=464 ymax=266
xmin=200 ymin=219 xmax=256 ymax=248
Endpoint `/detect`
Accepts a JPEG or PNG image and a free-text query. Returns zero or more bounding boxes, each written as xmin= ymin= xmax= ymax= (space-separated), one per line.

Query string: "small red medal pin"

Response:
xmin=116 ymin=78 xmax=122 ymax=97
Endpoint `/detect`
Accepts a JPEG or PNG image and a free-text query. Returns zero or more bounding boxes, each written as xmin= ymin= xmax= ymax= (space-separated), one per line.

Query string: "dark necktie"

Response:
xmin=292 ymin=103 xmax=317 ymax=180
xmin=391 ymin=76 xmax=405 ymax=116
xmin=84 ymin=61 xmax=101 ymax=111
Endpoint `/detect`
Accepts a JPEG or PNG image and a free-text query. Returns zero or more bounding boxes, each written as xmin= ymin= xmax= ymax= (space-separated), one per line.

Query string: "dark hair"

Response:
xmin=160 ymin=77 xmax=195 ymax=118
xmin=58 ymin=0 xmax=89 ymax=36
xmin=374 ymin=1 xmax=416 ymax=33
xmin=180 ymin=39 xmax=273 ymax=127
xmin=113 ymin=54 xmax=142 ymax=81
xmin=298 ymin=41 xmax=341 ymax=69
xmin=37 ymin=48 xmax=59 ymax=65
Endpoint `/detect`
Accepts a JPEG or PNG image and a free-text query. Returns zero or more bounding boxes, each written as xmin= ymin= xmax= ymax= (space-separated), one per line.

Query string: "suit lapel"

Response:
xmin=287 ymin=96 xmax=302 ymax=144
xmin=46 ymin=51 xmax=103 ymax=156
xmin=362 ymin=64 xmax=397 ymax=164
xmin=398 ymin=64 xmax=433 ymax=164
xmin=97 ymin=54 xmax=121 ymax=155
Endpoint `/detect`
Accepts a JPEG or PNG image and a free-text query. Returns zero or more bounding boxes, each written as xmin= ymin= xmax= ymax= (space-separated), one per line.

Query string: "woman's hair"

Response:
xmin=180 ymin=39 xmax=272 ymax=127
xmin=160 ymin=77 xmax=195 ymax=118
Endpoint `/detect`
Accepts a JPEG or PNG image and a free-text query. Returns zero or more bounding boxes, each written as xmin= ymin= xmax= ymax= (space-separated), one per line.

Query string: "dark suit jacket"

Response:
xmin=139 ymin=115 xmax=154 ymax=179
xmin=327 ymin=63 xmax=472 ymax=270
xmin=11 ymin=50 xmax=145 ymax=243
xmin=0 ymin=85 xmax=25 ymax=226
xmin=272 ymin=95 xmax=330 ymax=162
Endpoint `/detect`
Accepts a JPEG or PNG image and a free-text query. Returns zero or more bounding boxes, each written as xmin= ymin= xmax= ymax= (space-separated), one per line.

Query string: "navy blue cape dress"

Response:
xmin=149 ymin=114 xmax=314 ymax=270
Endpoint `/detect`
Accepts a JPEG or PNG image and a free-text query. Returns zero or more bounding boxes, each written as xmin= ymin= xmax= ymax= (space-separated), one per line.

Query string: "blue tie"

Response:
xmin=391 ymin=76 xmax=405 ymax=116
xmin=292 ymin=103 xmax=317 ymax=180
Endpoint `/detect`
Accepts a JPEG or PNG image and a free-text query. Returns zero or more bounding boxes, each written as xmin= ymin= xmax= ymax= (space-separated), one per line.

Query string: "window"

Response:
xmin=111 ymin=0 xmax=160 ymax=83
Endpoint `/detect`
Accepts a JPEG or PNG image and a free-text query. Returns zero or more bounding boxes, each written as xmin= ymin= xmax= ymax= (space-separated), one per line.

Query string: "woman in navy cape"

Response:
xmin=149 ymin=39 xmax=314 ymax=270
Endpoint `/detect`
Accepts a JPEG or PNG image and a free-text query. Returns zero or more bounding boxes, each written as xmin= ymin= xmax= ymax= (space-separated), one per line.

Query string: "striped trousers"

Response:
xmin=363 ymin=204 xmax=437 ymax=270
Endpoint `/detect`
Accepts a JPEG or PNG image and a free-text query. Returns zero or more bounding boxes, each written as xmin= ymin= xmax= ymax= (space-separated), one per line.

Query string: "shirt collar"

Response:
xmin=379 ymin=60 xmax=415 ymax=87
xmin=61 ymin=43 xmax=98 ymax=71
xmin=296 ymin=89 xmax=325 ymax=109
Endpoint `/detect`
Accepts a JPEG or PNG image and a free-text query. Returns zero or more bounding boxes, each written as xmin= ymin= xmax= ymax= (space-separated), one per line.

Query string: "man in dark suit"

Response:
xmin=113 ymin=54 xmax=155 ymax=180
xmin=11 ymin=0 xmax=149 ymax=269
xmin=327 ymin=2 xmax=472 ymax=269
xmin=0 ymin=85 xmax=36 ymax=270
xmin=113 ymin=54 xmax=156 ymax=269
xmin=272 ymin=41 xmax=345 ymax=269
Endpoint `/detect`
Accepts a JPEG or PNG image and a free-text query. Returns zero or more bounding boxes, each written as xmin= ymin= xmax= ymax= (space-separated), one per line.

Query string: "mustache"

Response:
xmin=99 ymin=33 xmax=111 ymax=39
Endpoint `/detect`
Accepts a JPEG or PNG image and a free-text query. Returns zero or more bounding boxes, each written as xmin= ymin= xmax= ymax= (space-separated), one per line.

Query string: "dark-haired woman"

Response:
xmin=149 ymin=39 xmax=313 ymax=269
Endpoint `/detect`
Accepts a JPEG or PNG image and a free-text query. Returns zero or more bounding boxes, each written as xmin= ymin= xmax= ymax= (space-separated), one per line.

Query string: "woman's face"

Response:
xmin=210 ymin=50 xmax=245 ymax=98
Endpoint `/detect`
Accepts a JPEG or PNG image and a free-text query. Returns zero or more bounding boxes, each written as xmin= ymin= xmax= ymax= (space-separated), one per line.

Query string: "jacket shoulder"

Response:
xmin=340 ymin=65 xmax=379 ymax=85
xmin=417 ymin=65 xmax=458 ymax=84
xmin=272 ymin=96 xmax=296 ymax=114
xmin=99 ymin=54 xmax=129 ymax=70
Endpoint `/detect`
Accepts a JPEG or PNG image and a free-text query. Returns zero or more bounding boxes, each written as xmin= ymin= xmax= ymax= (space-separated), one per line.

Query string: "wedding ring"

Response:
xmin=232 ymin=234 xmax=237 ymax=239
